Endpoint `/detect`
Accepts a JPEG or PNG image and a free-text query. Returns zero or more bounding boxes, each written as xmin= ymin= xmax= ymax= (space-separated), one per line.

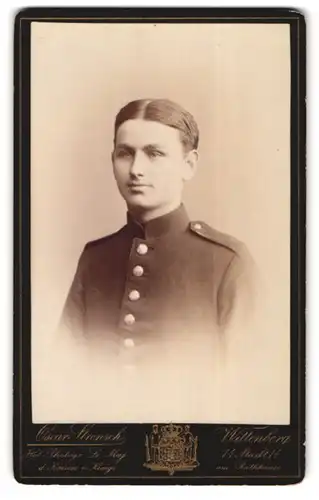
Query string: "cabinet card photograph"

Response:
xmin=15 ymin=8 xmax=305 ymax=485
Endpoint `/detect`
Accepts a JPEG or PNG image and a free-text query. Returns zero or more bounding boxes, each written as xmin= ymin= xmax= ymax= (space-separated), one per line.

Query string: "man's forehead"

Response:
xmin=115 ymin=119 xmax=181 ymax=147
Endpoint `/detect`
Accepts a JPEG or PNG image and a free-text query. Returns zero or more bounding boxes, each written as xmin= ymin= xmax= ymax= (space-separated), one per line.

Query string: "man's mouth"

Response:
xmin=127 ymin=183 xmax=151 ymax=188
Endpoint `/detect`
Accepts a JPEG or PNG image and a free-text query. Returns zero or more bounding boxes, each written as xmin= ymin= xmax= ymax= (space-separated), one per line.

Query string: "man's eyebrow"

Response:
xmin=116 ymin=143 xmax=166 ymax=151
xmin=115 ymin=143 xmax=135 ymax=151
xmin=143 ymin=143 xmax=166 ymax=150
xmin=116 ymin=143 xmax=133 ymax=148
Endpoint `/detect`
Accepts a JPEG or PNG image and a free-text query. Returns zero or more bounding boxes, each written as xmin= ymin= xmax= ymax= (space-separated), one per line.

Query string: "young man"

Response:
xmin=58 ymin=98 xmax=255 ymax=420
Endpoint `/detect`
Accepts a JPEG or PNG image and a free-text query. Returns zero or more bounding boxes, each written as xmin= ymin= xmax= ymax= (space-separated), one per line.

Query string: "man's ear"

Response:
xmin=183 ymin=149 xmax=198 ymax=181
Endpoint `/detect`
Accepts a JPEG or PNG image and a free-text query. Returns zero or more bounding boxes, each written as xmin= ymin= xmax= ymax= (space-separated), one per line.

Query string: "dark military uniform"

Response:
xmin=60 ymin=204 xmax=253 ymax=351
xmin=56 ymin=204 xmax=255 ymax=421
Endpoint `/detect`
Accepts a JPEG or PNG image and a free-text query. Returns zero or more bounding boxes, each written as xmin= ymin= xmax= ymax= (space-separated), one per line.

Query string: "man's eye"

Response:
xmin=117 ymin=150 xmax=131 ymax=158
xmin=148 ymin=150 xmax=164 ymax=158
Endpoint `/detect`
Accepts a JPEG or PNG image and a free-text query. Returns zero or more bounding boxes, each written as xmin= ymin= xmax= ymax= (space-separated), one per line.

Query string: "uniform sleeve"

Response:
xmin=58 ymin=248 xmax=88 ymax=339
xmin=217 ymin=248 xmax=255 ymax=331
xmin=216 ymin=249 xmax=265 ymax=422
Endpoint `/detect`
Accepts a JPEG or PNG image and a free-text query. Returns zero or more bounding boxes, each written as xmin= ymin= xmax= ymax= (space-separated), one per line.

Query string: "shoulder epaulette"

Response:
xmin=189 ymin=221 xmax=245 ymax=255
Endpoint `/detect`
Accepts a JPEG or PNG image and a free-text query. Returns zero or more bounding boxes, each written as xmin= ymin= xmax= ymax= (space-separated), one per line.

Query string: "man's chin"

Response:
xmin=125 ymin=194 xmax=154 ymax=209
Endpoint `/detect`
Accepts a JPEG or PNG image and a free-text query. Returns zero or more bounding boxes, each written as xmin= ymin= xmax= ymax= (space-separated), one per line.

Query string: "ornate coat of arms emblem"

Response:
xmin=144 ymin=423 xmax=199 ymax=475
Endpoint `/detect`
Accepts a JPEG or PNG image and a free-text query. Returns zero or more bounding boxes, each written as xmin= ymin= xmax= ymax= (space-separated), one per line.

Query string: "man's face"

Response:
xmin=112 ymin=119 xmax=196 ymax=214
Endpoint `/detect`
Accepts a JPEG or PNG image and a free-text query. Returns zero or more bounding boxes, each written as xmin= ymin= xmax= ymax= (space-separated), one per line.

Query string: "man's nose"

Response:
xmin=130 ymin=151 xmax=146 ymax=177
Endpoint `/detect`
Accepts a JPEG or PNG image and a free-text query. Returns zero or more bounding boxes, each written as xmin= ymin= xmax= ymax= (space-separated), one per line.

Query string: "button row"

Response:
xmin=121 ymin=243 xmax=149 ymax=347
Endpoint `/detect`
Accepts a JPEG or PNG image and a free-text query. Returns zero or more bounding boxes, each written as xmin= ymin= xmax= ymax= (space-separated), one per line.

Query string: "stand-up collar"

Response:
xmin=126 ymin=204 xmax=190 ymax=239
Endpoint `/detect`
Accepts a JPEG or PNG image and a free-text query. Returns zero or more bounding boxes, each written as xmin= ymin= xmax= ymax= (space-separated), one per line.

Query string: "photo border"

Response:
xmin=13 ymin=7 xmax=306 ymax=485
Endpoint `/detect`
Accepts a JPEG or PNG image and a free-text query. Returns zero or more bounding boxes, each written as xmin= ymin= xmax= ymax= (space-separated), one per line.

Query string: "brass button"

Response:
xmin=137 ymin=243 xmax=148 ymax=255
xmin=124 ymin=313 xmax=135 ymax=326
xmin=123 ymin=338 xmax=135 ymax=348
xmin=128 ymin=290 xmax=140 ymax=301
xmin=132 ymin=265 xmax=144 ymax=277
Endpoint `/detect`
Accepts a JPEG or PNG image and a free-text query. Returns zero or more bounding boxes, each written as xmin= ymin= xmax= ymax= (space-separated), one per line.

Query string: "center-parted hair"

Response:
xmin=114 ymin=99 xmax=199 ymax=153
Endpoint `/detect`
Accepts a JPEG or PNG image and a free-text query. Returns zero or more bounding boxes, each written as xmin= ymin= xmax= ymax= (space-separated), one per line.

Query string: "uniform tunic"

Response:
xmin=61 ymin=204 xmax=253 ymax=339
xmin=58 ymin=204 xmax=255 ymax=421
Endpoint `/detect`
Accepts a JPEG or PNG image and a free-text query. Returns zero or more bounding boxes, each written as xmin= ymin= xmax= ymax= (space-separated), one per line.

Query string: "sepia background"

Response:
xmin=31 ymin=22 xmax=291 ymax=423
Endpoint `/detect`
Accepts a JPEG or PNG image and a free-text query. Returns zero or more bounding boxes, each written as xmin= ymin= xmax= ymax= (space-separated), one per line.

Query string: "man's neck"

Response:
xmin=128 ymin=201 xmax=182 ymax=223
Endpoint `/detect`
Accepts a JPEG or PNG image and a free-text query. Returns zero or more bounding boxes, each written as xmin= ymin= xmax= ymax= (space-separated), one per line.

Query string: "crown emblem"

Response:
xmin=144 ymin=423 xmax=199 ymax=475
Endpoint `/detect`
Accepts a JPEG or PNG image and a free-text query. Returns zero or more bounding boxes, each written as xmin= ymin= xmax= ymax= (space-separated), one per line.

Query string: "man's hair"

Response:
xmin=114 ymin=98 xmax=199 ymax=152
